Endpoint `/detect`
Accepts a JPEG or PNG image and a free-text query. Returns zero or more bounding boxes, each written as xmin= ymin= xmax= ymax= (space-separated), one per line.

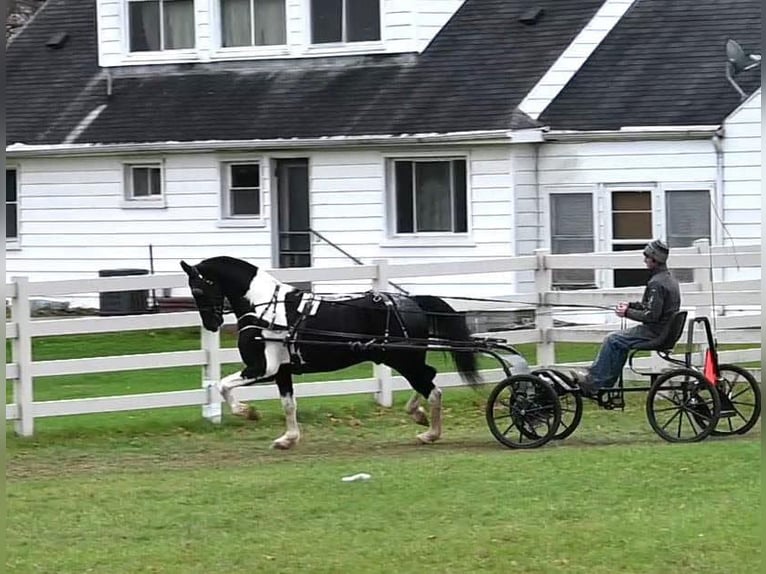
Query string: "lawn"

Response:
xmin=5 ymin=329 xmax=762 ymax=573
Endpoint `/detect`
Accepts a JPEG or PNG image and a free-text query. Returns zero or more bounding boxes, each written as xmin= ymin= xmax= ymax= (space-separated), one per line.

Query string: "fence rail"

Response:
xmin=5 ymin=240 xmax=761 ymax=436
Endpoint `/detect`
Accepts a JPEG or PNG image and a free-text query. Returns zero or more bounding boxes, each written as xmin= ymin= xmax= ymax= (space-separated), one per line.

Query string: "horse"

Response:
xmin=180 ymin=256 xmax=481 ymax=449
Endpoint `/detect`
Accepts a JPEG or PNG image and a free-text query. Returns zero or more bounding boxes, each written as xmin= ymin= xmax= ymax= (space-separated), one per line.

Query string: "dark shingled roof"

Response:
xmin=6 ymin=0 xmax=603 ymax=146
xmin=539 ymin=0 xmax=762 ymax=130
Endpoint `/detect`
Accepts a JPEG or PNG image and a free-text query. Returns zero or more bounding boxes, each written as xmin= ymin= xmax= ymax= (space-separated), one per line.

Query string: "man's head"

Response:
xmin=643 ymin=239 xmax=669 ymax=269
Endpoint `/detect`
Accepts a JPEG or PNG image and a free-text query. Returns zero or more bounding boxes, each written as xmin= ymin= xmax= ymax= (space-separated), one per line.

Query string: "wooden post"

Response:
xmin=372 ymin=259 xmax=393 ymax=407
xmin=11 ymin=276 xmax=34 ymax=436
xmin=201 ymin=327 xmax=222 ymax=424
xmin=534 ymin=249 xmax=555 ymax=367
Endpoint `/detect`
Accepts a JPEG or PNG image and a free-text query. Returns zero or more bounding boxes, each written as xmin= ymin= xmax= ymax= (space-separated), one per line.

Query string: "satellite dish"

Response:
xmin=726 ymin=39 xmax=761 ymax=74
xmin=725 ymin=39 xmax=761 ymax=100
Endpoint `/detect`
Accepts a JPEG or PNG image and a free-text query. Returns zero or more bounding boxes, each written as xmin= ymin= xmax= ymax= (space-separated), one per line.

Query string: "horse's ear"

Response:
xmin=180 ymin=261 xmax=196 ymax=277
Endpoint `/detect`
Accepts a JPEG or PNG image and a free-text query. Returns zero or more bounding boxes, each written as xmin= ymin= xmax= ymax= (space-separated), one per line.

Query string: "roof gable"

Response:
xmin=539 ymin=0 xmax=762 ymax=130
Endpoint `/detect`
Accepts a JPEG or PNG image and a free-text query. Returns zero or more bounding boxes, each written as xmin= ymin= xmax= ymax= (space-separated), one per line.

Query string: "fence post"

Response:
xmin=201 ymin=327 xmax=222 ymax=424
xmin=693 ymin=238 xmax=713 ymax=321
xmin=534 ymin=249 xmax=555 ymax=367
xmin=11 ymin=276 xmax=34 ymax=437
xmin=372 ymin=259 xmax=393 ymax=407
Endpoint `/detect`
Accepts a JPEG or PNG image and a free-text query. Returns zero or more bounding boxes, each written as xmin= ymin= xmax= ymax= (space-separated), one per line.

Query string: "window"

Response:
xmin=392 ymin=159 xmax=467 ymax=234
xmin=221 ymin=0 xmax=286 ymax=46
xmin=666 ymin=190 xmax=711 ymax=282
xmin=125 ymin=164 xmax=163 ymax=201
xmin=222 ymin=163 xmax=261 ymax=217
xmin=611 ymin=190 xmax=652 ymax=287
xmin=311 ymin=0 xmax=380 ymax=44
xmin=550 ymin=193 xmax=594 ymax=289
xmin=6 ymin=169 xmax=18 ymax=241
xmin=129 ymin=0 xmax=195 ymax=51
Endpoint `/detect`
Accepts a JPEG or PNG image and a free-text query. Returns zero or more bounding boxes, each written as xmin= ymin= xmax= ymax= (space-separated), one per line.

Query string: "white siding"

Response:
xmin=8 ymin=143 xmax=521 ymax=303
xmin=510 ymin=144 xmax=539 ymax=290
xmin=7 ymin=154 xmax=273 ymax=286
xmin=97 ymin=0 xmax=465 ymax=67
xmin=721 ymin=90 xmax=761 ymax=242
xmin=520 ymin=0 xmax=636 ymax=119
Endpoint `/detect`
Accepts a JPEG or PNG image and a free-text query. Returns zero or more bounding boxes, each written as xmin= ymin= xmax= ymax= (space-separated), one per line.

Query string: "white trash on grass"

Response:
xmin=341 ymin=473 xmax=372 ymax=482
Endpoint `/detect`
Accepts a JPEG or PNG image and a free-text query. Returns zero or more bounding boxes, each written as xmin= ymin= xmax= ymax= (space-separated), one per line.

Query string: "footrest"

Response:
xmin=598 ymin=390 xmax=625 ymax=410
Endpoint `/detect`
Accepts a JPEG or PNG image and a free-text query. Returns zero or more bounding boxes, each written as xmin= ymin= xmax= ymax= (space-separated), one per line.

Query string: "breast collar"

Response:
xmin=237 ymin=283 xmax=288 ymax=332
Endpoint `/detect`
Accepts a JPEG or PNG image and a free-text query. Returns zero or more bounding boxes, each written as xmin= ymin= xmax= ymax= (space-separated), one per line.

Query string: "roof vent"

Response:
xmin=519 ymin=7 xmax=544 ymax=25
xmin=46 ymin=32 xmax=69 ymax=49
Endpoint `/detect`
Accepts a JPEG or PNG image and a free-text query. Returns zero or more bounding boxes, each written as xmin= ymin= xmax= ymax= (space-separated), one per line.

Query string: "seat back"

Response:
xmin=632 ymin=310 xmax=688 ymax=352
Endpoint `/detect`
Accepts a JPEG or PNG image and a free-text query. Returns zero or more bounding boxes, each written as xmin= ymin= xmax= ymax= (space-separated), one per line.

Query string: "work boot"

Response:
xmin=569 ymin=369 xmax=598 ymax=398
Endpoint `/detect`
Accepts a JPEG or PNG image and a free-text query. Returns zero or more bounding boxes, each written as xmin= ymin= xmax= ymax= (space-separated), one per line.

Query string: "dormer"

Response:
xmin=96 ymin=0 xmax=466 ymax=67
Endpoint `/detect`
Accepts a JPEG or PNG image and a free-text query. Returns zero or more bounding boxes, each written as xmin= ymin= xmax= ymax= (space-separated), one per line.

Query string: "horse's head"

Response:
xmin=181 ymin=260 xmax=225 ymax=332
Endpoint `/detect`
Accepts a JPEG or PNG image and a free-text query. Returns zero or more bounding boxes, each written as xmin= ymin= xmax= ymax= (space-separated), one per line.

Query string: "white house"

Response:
xmin=6 ymin=0 xmax=761 ymax=305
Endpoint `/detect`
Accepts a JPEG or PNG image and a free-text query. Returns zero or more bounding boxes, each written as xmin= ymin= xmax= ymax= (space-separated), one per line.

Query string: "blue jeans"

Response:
xmin=590 ymin=327 xmax=654 ymax=389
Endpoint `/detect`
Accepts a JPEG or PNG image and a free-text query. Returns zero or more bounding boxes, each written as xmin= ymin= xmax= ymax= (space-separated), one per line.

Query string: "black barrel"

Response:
xmin=98 ymin=269 xmax=149 ymax=316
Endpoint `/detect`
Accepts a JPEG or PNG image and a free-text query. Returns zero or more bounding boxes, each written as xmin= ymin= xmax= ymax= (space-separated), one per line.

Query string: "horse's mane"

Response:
xmin=198 ymin=256 xmax=258 ymax=275
xmin=197 ymin=256 xmax=261 ymax=291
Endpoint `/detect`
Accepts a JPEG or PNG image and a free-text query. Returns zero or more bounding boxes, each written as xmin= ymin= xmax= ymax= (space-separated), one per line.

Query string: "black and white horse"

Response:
xmin=180 ymin=256 xmax=481 ymax=449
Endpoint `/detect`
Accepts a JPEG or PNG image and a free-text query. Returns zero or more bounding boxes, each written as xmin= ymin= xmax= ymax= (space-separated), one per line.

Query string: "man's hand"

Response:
xmin=615 ymin=302 xmax=629 ymax=317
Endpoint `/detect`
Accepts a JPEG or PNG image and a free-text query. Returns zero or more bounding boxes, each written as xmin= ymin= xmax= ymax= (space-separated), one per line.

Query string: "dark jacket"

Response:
xmin=625 ymin=266 xmax=681 ymax=336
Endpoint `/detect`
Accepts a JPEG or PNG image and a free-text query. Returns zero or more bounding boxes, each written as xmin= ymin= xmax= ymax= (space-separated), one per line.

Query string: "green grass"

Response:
xmin=6 ymin=388 xmax=762 ymax=574
xmin=5 ymin=329 xmax=762 ymax=573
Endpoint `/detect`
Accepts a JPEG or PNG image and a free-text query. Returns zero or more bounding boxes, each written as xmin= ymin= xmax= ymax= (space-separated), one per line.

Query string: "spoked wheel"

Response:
xmin=533 ymin=369 xmax=583 ymax=440
xmin=711 ymin=364 xmax=762 ymax=436
xmin=486 ymin=374 xmax=561 ymax=449
xmin=646 ymin=368 xmax=721 ymax=443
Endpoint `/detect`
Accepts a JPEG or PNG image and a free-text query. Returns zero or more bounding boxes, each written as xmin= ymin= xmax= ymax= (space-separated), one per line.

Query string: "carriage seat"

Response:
xmin=627 ymin=310 xmax=688 ymax=373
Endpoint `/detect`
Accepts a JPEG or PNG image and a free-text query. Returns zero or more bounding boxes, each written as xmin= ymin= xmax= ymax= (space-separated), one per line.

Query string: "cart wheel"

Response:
xmin=532 ymin=369 xmax=583 ymax=440
xmin=486 ymin=374 xmax=561 ymax=449
xmin=646 ymin=368 xmax=721 ymax=443
xmin=711 ymin=364 xmax=762 ymax=436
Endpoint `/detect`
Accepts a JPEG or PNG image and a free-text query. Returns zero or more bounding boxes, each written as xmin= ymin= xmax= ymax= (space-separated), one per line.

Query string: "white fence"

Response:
xmin=6 ymin=240 xmax=761 ymax=436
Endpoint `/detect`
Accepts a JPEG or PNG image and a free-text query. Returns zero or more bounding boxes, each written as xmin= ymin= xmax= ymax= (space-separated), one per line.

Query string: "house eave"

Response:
xmin=6 ymin=129 xmax=545 ymax=158
xmin=543 ymin=125 xmax=723 ymax=142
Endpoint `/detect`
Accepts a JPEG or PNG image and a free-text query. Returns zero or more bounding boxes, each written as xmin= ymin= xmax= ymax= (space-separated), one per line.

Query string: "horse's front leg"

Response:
xmin=272 ymin=365 xmax=300 ymax=450
xmin=405 ymin=392 xmax=429 ymax=426
xmin=417 ymin=386 xmax=443 ymax=444
xmin=217 ymin=372 xmax=260 ymax=420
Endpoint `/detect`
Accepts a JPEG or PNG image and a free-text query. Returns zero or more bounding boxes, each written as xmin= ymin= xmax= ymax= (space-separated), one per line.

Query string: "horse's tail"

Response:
xmin=412 ymin=295 xmax=481 ymax=386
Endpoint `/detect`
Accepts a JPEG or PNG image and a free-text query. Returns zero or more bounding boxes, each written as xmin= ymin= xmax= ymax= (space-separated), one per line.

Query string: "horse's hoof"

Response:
xmin=271 ymin=436 xmax=298 ymax=450
xmin=410 ymin=407 xmax=429 ymax=427
xmin=416 ymin=431 xmax=440 ymax=444
xmin=246 ymin=406 xmax=261 ymax=421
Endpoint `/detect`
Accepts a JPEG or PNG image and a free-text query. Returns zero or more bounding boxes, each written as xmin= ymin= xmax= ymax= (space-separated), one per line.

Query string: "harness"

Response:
xmin=234 ymin=288 xmax=412 ymax=370
xmin=237 ymin=283 xmax=286 ymax=332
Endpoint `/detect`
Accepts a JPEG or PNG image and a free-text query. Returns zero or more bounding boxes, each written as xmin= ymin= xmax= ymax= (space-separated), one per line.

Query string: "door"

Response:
xmin=275 ymin=159 xmax=312 ymax=270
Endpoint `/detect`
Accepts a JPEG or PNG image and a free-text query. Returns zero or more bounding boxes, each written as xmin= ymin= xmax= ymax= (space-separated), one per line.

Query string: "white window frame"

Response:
xmin=659 ymin=182 xmax=717 ymax=244
xmin=218 ymin=160 xmax=265 ymax=226
xmin=123 ymin=0 xmax=198 ymax=63
xmin=6 ymin=165 xmax=20 ymax=249
xmin=122 ymin=161 xmax=166 ymax=208
xmin=383 ymin=154 xmax=473 ymax=247
xmin=662 ymin=184 xmax=716 ymax=283
xmin=212 ymin=0 xmax=290 ymax=58
xmin=305 ymin=0 xmax=385 ymax=56
xmin=542 ymin=185 xmax=597 ymax=289
xmin=604 ymin=183 xmax=658 ymax=288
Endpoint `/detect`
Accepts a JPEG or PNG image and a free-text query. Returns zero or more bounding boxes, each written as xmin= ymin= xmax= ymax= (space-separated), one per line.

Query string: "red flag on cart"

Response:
xmin=703 ymin=349 xmax=717 ymax=384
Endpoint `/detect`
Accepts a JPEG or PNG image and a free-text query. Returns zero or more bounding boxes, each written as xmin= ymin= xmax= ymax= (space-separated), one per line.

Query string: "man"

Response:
xmin=573 ymin=239 xmax=681 ymax=397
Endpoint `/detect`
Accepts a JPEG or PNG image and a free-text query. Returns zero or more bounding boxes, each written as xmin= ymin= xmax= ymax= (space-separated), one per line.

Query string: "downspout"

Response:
xmin=534 ymin=142 xmax=542 ymax=248
xmin=711 ymin=131 xmax=725 ymax=283
xmin=711 ymin=131 xmax=724 ymax=248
